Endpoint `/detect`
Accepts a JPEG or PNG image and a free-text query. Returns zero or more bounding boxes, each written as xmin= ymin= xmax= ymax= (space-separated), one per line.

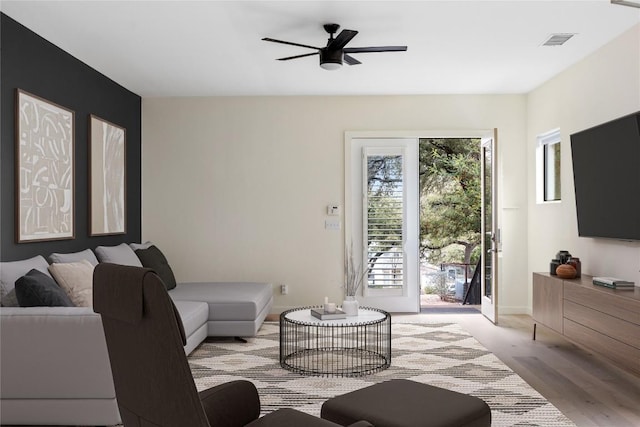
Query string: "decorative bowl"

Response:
xmin=556 ymin=264 xmax=577 ymax=279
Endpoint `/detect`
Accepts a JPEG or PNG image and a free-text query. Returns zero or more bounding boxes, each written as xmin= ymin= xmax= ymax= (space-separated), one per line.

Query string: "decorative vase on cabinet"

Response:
xmin=567 ymin=257 xmax=581 ymax=278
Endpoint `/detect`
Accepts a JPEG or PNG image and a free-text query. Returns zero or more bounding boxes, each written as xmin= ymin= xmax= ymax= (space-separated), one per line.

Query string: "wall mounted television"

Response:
xmin=570 ymin=112 xmax=640 ymax=241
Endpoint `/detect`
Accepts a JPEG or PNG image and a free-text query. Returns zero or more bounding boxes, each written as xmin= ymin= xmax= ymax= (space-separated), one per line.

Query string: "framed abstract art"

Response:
xmin=89 ymin=114 xmax=126 ymax=236
xmin=15 ymin=89 xmax=75 ymax=242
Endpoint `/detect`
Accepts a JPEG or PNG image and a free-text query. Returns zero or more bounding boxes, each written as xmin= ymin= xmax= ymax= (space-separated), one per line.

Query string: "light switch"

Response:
xmin=325 ymin=218 xmax=341 ymax=230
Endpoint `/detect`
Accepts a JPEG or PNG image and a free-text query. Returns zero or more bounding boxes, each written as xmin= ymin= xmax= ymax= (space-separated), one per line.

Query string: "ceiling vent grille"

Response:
xmin=611 ymin=0 xmax=640 ymax=8
xmin=542 ymin=33 xmax=576 ymax=47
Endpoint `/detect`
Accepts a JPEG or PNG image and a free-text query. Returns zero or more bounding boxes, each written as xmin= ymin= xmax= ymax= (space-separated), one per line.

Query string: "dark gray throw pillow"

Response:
xmin=135 ymin=246 xmax=177 ymax=291
xmin=15 ymin=269 xmax=75 ymax=307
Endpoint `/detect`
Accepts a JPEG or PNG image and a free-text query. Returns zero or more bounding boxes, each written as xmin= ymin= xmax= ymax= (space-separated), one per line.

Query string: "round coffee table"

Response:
xmin=279 ymin=306 xmax=391 ymax=377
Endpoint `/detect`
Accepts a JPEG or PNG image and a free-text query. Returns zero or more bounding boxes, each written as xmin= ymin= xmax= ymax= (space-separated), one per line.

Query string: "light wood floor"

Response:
xmin=396 ymin=312 xmax=640 ymax=427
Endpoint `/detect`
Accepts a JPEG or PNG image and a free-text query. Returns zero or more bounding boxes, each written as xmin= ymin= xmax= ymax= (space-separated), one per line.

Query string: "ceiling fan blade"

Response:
xmin=343 ymin=54 xmax=362 ymax=65
xmin=344 ymin=46 xmax=407 ymax=53
xmin=262 ymin=37 xmax=320 ymax=51
xmin=328 ymin=29 xmax=358 ymax=50
xmin=277 ymin=52 xmax=319 ymax=61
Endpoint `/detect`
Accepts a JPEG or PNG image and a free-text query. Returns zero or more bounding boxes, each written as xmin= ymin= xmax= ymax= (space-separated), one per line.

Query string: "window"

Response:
xmin=537 ymin=129 xmax=561 ymax=202
xmin=365 ymin=150 xmax=404 ymax=290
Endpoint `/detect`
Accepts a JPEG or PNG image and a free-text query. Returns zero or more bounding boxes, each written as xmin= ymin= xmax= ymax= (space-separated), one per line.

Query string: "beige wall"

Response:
xmin=526 ymin=24 xmax=640 ymax=305
xmin=142 ymin=95 xmax=528 ymax=313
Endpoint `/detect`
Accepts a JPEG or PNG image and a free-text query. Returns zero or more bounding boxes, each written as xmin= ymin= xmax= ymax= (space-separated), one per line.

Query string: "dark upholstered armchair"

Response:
xmin=93 ymin=263 xmax=371 ymax=427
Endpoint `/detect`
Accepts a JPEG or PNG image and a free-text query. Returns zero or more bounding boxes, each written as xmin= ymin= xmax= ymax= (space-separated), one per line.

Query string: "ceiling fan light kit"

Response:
xmin=263 ymin=23 xmax=407 ymax=71
xmin=319 ymin=48 xmax=343 ymax=70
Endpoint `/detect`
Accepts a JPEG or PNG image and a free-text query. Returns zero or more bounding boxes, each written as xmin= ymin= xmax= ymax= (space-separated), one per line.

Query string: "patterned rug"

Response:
xmin=189 ymin=321 xmax=576 ymax=427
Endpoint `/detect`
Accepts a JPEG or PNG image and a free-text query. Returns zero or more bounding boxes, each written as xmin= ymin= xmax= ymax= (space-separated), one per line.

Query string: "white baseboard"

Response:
xmin=271 ymin=305 xmax=301 ymax=314
xmin=498 ymin=305 xmax=530 ymax=315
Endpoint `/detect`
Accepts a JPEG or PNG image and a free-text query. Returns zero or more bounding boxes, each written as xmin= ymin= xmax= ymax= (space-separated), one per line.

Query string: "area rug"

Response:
xmin=189 ymin=322 xmax=576 ymax=427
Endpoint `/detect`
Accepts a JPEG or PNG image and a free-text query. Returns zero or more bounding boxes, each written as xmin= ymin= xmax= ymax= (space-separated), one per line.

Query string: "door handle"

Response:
xmin=491 ymin=229 xmax=502 ymax=253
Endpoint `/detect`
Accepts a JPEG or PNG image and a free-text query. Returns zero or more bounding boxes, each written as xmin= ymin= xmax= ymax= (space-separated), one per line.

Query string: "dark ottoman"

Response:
xmin=321 ymin=379 xmax=491 ymax=427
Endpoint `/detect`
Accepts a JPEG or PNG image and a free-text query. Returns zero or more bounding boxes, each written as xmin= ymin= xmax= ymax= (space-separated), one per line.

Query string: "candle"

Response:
xmin=324 ymin=302 xmax=336 ymax=313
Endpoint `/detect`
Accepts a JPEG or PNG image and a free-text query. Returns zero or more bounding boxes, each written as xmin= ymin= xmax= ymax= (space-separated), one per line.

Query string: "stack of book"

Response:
xmin=593 ymin=277 xmax=635 ymax=290
xmin=310 ymin=308 xmax=346 ymax=320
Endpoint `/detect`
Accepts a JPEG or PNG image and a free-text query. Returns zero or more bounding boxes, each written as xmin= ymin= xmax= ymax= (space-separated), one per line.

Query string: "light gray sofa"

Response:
xmin=170 ymin=282 xmax=273 ymax=338
xmin=0 ymin=250 xmax=273 ymax=426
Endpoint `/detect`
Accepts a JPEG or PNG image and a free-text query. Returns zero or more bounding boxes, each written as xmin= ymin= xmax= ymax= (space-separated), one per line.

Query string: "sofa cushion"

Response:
xmin=134 ymin=246 xmax=177 ymax=290
xmin=321 ymin=379 xmax=491 ymax=427
xmin=0 ymin=306 xmax=118 ymax=404
xmin=170 ymin=282 xmax=273 ymax=321
xmin=49 ymin=260 xmax=95 ymax=307
xmin=15 ymin=269 xmax=74 ymax=307
xmin=1 ymin=256 xmax=53 ymax=306
xmin=173 ymin=300 xmax=208 ymax=339
xmin=49 ymin=249 xmax=99 ymax=266
xmin=95 ymin=243 xmax=142 ymax=267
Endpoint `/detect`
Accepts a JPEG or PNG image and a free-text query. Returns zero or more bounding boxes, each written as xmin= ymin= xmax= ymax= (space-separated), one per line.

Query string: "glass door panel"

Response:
xmin=480 ymin=131 xmax=498 ymax=323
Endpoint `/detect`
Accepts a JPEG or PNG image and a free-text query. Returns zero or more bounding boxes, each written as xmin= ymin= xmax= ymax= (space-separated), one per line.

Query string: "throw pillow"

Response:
xmin=129 ymin=241 xmax=153 ymax=251
xmin=15 ymin=269 xmax=74 ymax=307
xmin=48 ymin=248 xmax=99 ymax=266
xmin=135 ymin=245 xmax=177 ymax=290
xmin=1 ymin=255 xmax=53 ymax=306
xmin=1 ymin=288 xmax=19 ymax=307
xmin=48 ymin=260 xmax=95 ymax=307
xmin=95 ymin=243 xmax=143 ymax=267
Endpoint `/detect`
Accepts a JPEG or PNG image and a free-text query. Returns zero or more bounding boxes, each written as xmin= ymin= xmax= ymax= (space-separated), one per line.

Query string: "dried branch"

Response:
xmin=344 ymin=241 xmax=369 ymax=296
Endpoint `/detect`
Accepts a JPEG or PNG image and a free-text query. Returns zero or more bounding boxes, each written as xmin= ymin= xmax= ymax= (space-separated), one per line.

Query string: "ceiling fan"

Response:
xmin=262 ymin=23 xmax=407 ymax=70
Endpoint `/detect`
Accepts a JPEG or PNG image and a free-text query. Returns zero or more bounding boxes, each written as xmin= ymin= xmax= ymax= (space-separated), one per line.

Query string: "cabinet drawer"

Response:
xmin=564 ymin=282 xmax=640 ymax=325
xmin=532 ymin=273 xmax=563 ymax=333
xmin=564 ymin=300 xmax=640 ymax=349
xmin=564 ymin=318 xmax=640 ymax=376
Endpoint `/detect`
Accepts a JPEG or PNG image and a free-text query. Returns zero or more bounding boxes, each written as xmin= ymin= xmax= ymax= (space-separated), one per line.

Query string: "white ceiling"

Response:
xmin=2 ymin=0 xmax=639 ymax=97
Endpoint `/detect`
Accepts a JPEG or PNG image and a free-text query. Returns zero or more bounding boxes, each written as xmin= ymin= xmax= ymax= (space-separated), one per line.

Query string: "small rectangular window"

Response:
xmin=543 ymin=141 xmax=561 ymax=201
xmin=537 ymin=129 xmax=561 ymax=203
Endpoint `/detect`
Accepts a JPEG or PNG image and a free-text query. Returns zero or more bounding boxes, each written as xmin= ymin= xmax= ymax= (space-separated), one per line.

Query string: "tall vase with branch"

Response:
xmin=343 ymin=243 xmax=368 ymax=316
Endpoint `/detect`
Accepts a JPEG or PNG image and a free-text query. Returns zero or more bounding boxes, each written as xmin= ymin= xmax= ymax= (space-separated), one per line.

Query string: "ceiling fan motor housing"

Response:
xmin=319 ymin=48 xmax=343 ymax=69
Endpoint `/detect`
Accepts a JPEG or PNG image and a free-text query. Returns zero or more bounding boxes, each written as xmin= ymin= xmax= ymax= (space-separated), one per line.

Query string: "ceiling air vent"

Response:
xmin=542 ymin=33 xmax=576 ymax=47
xmin=611 ymin=0 xmax=640 ymax=8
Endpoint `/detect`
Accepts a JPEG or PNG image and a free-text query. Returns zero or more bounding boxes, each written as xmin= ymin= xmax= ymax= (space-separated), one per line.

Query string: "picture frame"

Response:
xmin=89 ymin=114 xmax=126 ymax=236
xmin=15 ymin=89 xmax=75 ymax=243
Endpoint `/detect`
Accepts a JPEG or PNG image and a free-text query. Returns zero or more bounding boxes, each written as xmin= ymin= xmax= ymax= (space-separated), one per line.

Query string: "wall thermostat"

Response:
xmin=327 ymin=205 xmax=340 ymax=216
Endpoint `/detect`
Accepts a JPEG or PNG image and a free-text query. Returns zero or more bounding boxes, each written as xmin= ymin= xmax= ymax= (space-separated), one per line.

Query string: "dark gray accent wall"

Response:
xmin=1 ymin=13 xmax=141 ymax=261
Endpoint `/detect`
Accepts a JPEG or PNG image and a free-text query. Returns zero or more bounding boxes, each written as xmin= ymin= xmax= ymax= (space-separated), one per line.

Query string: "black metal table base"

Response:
xmin=279 ymin=306 xmax=391 ymax=377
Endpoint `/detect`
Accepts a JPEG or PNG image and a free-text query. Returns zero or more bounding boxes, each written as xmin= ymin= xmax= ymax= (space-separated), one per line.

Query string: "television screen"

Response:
xmin=570 ymin=112 xmax=640 ymax=241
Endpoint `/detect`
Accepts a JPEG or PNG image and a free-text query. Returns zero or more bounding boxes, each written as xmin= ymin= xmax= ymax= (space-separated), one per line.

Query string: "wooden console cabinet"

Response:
xmin=533 ymin=272 xmax=640 ymax=376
